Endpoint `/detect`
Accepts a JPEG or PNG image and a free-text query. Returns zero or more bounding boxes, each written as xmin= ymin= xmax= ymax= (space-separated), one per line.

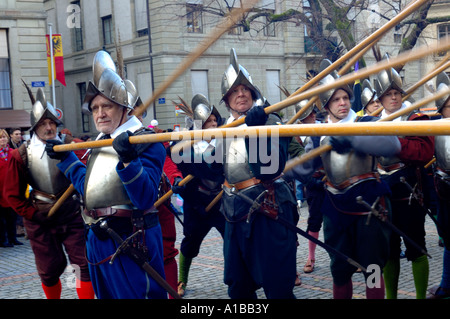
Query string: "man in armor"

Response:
xmin=290 ymin=59 xmax=401 ymax=298
xmin=428 ymin=72 xmax=450 ymax=299
xmin=375 ymin=62 xmax=435 ymax=299
xmin=190 ymin=49 xmax=299 ymax=298
xmin=45 ymin=51 xmax=167 ymax=299
xmin=172 ymin=94 xmax=226 ymax=297
xmin=3 ymin=88 xmax=94 ymax=299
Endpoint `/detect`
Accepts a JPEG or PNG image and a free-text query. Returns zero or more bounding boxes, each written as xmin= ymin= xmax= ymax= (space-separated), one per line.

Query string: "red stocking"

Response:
xmin=42 ymin=280 xmax=62 ymax=299
xmin=76 ymin=279 xmax=95 ymax=299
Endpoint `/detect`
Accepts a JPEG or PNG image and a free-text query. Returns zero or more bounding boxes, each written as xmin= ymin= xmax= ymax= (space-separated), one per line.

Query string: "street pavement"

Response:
xmin=0 ymin=201 xmax=444 ymax=300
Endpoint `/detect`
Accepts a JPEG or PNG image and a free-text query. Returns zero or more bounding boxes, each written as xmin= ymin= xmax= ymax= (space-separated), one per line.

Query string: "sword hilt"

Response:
xmin=400 ymin=176 xmax=423 ymax=205
xmin=356 ymin=196 xmax=381 ymax=225
xmin=100 ymin=220 xmax=142 ymax=264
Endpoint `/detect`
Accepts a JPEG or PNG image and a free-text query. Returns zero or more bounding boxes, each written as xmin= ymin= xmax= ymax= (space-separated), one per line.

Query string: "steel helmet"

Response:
xmin=318 ymin=59 xmax=352 ymax=108
xmin=360 ymin=79 xmax=378 ymax=109
xmin=82 ymin=51 xmax=129 ymax=114
xmin=192 ymin=93 xmax=221 ymax=130
xmin=30 ymin=88 xmax=62 ymax=131
xmin=220 ymin=48 xmax=261 ymax=105
xmin=374 ymin=53 xmax=405 ymax=98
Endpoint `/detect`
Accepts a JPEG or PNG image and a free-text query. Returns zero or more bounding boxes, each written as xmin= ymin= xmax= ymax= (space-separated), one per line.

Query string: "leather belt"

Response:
xmin=326 ymin=172 xmax=381 ymax=190
xmin=85 ymin=206 xmax=154 ymax=219
xmin=223 ymin=177 xmax=261 ymax=190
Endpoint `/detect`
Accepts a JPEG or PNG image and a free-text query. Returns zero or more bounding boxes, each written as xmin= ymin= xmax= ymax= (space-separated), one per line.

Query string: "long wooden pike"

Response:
xmin=52 ymin=37 xmax=450 ymax=153
xmin=371 ymin=54 xmax=450 ymax=117
xmin=47 ymin=0 xmax=259 ymax=217
xmin=54 ymin=118 xmax=450 ymax=150
xmin=286 ymin=43 xmax=372 ymax=125
xmin=403 ymin=58 xmax=450 ymax=102
xmin=133 ymin=0 xmax=260 ymax=118
xmin=279 ymin=0 xmax=430 ymax=124
xmin=170 ymin=0 xmax=430 ymax=209
xmin=220 ymin=38 xmax=450 ymax=128
xmin=282 ymin=86 xmax=450 ymax=173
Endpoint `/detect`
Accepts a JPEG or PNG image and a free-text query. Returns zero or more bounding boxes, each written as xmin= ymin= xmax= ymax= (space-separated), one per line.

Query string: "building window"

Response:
xmin=190 ymin=70 xmax=209 ymax=98
xmin=78 ymin=82 xmax=90 ymax=132
xmin=0 ymin=29 xmax=12 ymax=109
xmin=135 ymin=0 xmax=148 ymax=37
xmin=263 ymin=10 xmax=276 ymax=37
xmin=137 ymin=29 xmax=149 ymax=37
xmin=102 ymin=15 xmax=113 ymax=46
xmin=187 ymin=4 xmax=202 ymax=33
xmin=437 ymin=24 xmax=450 ymax=57
xmin=438 ymin=23 xmax=450 ymax=40
xmin=72 ymin=1 xmax=83 ymax=51
xmin=266 ymin=70 xmax=281 ymax=105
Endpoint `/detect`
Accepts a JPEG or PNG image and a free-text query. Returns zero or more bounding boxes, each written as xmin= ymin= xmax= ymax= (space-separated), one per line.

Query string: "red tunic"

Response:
xmin=397 ymin=114 xmax=435 ymax=165
xmin=0 ymin=151 xmax=13 ymax=208
xmin=3 ymin=147 xmax=36 ymax=220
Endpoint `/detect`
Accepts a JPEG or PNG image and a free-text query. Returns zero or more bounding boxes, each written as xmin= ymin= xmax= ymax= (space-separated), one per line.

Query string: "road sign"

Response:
xmin=158 ymin=98 xmax=165 ymax=104
xmin=31 ymin=81 xmax=45 ymax=87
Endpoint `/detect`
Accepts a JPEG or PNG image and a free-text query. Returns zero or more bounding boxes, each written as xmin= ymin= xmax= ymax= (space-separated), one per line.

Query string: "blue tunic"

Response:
xmin=57 ymin=132 xmax=167 ymax=299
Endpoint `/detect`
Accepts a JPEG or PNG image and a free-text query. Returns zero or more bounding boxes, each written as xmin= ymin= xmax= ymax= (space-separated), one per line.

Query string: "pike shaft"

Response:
xmin=53 ymin=119 xmax=450 ymax=152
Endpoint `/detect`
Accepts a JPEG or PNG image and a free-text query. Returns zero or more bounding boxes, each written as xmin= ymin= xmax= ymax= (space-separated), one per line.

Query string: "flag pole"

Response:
xmin=48 ymin=23 xmax=56 ymax=108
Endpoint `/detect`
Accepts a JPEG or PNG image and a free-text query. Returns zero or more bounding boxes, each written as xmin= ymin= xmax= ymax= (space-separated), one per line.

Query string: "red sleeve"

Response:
xmin=0 ymin=154 xmax=11 ymax=207
xmin=397 ymin=114 xmax=435 ymax=165
xmin=3 ymin=149 xmax=37 ymax=220
xmin=163 ymin=154 xmax=183 ymax=185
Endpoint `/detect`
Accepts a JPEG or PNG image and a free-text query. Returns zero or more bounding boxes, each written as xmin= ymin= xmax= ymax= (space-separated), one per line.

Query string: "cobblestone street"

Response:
xmin=0 ymin=203 xmax=444 ymax=300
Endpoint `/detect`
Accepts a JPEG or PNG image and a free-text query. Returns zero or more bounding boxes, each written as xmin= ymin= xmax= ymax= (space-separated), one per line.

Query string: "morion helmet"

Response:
xmin=374 ymin=53 xmax=405 ymax=98
xmin=435 ymin=71 xmax=450 ymax=113
xmin=82 ymin=50 xmax=129 ymax=115
xmin=30 ymin=88 xmax=62 ymax=131
xmin=318 ymin=59 xmax=353 ymax=108
xmin=192 ymin=93 xmax=222 ymax=130
xmin=360 ymin=79 xmax=378 ymax=109
xmin=220 ymin=48 xmax=261 ymax=105
xmin=295 ymin=99 xmax=319 ymax=121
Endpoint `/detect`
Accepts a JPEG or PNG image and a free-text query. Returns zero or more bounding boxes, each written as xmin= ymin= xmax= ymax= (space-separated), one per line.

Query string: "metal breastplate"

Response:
xmin=84 ymin=146 xmax=132 ymax=211
xmin=435 ymin=135 xmax=450 ymax=171
xmin=27 ymin=144 xmax=70 ymax=195
xmin=321 ymin=137 xmax=376 ymax=187
xmin=223 ymin=137 xmax=254 ymax=184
